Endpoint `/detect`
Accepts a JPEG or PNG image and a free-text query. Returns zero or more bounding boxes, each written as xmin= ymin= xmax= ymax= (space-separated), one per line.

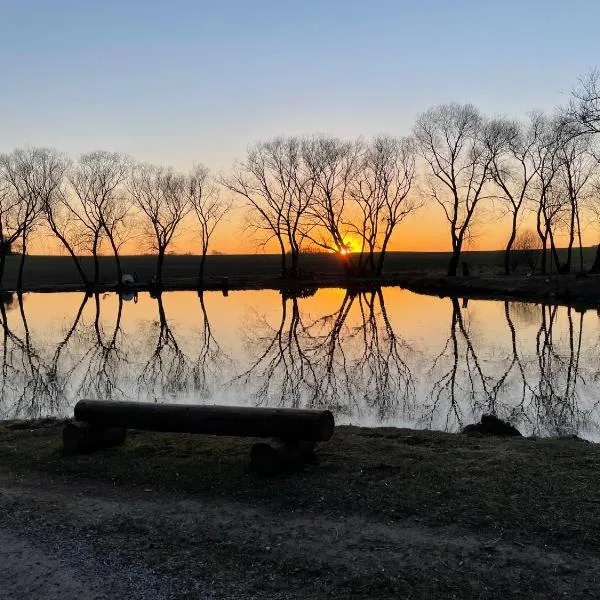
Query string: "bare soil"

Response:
xmin=1 ymin=420 xmax=600 ymax=599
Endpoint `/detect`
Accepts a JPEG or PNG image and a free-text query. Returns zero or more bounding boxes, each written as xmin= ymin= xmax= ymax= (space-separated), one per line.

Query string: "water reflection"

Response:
xmin=0 ymin=288 xmax=598 ymax=440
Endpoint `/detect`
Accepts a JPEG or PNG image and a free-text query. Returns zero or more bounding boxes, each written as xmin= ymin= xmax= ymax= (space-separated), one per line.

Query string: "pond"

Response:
xmin=1 ymin=288 xmax=599 ymax=439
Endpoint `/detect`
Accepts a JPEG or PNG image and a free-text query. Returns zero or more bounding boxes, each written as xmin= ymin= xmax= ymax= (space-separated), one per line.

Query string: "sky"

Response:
xmin=1 ymin=0 xmax=600 ymax=253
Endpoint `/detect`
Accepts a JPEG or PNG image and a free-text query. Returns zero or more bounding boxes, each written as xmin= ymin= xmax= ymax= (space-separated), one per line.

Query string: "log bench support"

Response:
xmin=63 ymin=400 xmax=334 ymax=474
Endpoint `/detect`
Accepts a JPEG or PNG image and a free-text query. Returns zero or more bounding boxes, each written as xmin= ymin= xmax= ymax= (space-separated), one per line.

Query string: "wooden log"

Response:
xmin=250 ymin=439 xmax=317 ymax=475
xmin=74 ymin=401 xmax=335 ymax=442
xmin=63 ymin=421 xmax=127 ymax=454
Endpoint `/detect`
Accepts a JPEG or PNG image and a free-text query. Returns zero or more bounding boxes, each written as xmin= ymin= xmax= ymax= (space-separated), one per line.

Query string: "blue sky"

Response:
xmin=0 ymin=0 xmax=598 ymax=171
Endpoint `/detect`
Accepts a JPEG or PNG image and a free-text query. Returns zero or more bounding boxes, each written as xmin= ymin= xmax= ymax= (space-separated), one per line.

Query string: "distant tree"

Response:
xmin=224 ymin=137 xmax=313 ymax=278
xmin=349 ymin=135 xmax=419 ymax=275
xmin=414 ymin=103 xmax=496 ymax=276
xmin=511 ymin=229 xmax=542 ymax=273
xmin=186 ymin=165 xmax=231 ymax=283
xmin=129 ymin=164 xmax=191 ymax=286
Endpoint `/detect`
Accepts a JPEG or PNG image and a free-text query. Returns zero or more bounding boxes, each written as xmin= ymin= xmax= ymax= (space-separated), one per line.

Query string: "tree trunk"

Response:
xmin=591 ymin=243 xmax=600 ymax=274
xmin=107 ymin=233 xmax=122 ymax=285
xmin=290 ymin=248 xmax=299 ymax=278
xmin=278 ymin=237 xmax=287 ymax=278
xmin=0 ymin=251 xmax=6 ymax=289
xmin=16 ymin=232 xmax=27 ymax=291
xmin=49 ymin=224 xmax=89 ymax=287
xmin=448 ymin=247 xmax=461 ymax=276
xmin=505 ymin=213 xmax=518 ymax=276
xmin=155 ymin=249 xmax=165 ymax=285
xmin=198 ymin=253 xmax=206 ymax=285
xmin=92 ymin=236 xmax=100 ymax=286
xmin=576 ymin=210 xmax=584 ymax=273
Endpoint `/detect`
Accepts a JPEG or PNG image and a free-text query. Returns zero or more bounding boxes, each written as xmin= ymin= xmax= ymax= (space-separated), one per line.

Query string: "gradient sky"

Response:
xmin=1 ymin=0 xmax=600 ymax=252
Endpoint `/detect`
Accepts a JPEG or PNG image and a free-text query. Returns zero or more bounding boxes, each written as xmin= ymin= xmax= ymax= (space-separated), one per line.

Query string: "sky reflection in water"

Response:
xmin=1 ymin=288 xmax=599 ymax=440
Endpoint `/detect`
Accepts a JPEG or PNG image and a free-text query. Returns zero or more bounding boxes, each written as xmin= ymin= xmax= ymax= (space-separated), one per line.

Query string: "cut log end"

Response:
xmin=63 ymin=421 xmax=127 ymax=454
xmin=250 ymin=439 xmax=317 ymax=475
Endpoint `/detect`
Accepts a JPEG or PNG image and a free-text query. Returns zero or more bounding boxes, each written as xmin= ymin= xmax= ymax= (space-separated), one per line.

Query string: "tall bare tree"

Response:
xmin=487 ymin=116 xmax=542 ymax=274
xmin=186 ymin=165 xmax=231 ymax=283
xmin=224 ymin=137 xmax=313 ymax=278
xmin=414 ymin=104 xmax=496 ymax=276
xmin=0 ymin=149 xmax=55 ymax=290
xmin=567 ymin=70 xmax=600 ymax=272
xmin=555 ymin=133 xmax=597 ymax=273
xmin=67 ymin=151 xmax=131 ymax=285
xmin=349 ymin=136 xmax=419 ymax=275
xmin=302 ymin=136 xmax=362 ymax=264
xmin=129 ymin=164 xmax=191 ymax=286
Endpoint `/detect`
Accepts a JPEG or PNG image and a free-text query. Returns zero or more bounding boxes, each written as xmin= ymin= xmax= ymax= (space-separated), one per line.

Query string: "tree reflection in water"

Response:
xmin=0 ymin=293 xmax=88 ymax=417
xmin=425 ymin=297 xmax=598 ymax=436
xmin=238 ymin=287 xmax=415 ymax=419
xmin=0 ymin=289 xmax=598 ymax=438
xmin=77 ymin=293 xmax=127 ymax=401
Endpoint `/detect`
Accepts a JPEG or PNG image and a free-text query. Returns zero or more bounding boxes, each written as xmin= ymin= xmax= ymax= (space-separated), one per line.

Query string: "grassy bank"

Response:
xmin=1 ymin=420 xmax=599 ymax=598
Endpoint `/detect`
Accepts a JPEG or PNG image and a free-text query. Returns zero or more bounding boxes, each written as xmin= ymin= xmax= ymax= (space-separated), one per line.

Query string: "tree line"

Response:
xmin=2 ymin=70 xmax=600 ymax=287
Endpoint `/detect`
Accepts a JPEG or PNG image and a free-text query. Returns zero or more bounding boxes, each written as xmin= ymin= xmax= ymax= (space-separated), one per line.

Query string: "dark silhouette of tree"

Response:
xmin=0 ymin=150 xmax=47 ymax=290
xmin=302 ymin=136 xmax=362 ymax=271
xmin=187 ymin=166 xmax=231 ymax=283
xmin=225 ymin=137 xmax=314 ymax=278
xmin=349 ymin=136 xmax=419 ymax=276
xmin=487 ymin=116 xmax=542 ymax=274
xmin=67 ymin=152 xmax=131 ymax=285
xmin=414 ymin=104 xmax=497 ymax=276
xmin=129 ymin=164 xmax=191 ymax=286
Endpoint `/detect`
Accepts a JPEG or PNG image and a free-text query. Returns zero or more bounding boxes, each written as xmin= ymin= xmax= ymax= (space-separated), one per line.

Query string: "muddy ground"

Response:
xmin=1 ymin=421 xmax=600 ymax=599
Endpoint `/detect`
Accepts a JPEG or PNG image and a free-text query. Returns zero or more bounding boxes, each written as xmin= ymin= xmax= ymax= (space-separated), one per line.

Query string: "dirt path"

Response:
xmin=1 ymin=472 xmax=598 ymax=599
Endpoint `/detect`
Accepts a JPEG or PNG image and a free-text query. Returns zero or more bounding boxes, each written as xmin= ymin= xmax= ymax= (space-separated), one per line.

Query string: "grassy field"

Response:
xmin=1 ymin=247 xmax=598 ymax=289
xmin=1 ymin=420 xmax=599 ymax=598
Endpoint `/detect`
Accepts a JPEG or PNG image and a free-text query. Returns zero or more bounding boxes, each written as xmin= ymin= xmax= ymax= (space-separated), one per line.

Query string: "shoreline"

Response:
xmin=3 ymin=272 xmax=600 ymax=311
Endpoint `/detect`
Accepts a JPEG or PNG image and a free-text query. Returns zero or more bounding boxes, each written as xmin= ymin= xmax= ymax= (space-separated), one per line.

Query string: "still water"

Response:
xmin=1 ymin=288 xmax=599 ymax=439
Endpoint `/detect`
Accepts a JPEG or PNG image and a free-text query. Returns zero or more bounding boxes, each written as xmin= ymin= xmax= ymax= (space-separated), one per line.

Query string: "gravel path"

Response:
xmin=0 ymin=524 xmax=179 ymax=600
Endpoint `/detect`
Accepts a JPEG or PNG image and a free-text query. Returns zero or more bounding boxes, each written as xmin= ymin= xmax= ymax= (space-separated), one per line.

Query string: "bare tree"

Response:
xmin=349 ymin=136 xmax=419 ymax=275
xmin=555 ymin=133 xmax=597 ymax=273
xmin=414 ymin=104 xmax=496 ymax=276
xmin=568 ymin=69 xmax=600 ymax=135
xmin=302 ymin=136 xmax=362 ymax=270
xmin=511 ymin=229 xmax=542 ymax=272
xmin=186 ymin=165 xmax=231 ymax=283
xmin=488 ymin=116 xmax=542 ymax=274
xmin=529 ymin=116 xmax=564 ymax=275
xmin=66 ymin=152 xmax=131 ymax=285
xmin=0 ymin=149 xmax=59 ymax=290
xmin=129 ymin=164 xmax=191 ymax=286
xmin=224 ymin=137 xmax=313 ymax=278
xmin=26 ymin=150 xmax=91 ymax=287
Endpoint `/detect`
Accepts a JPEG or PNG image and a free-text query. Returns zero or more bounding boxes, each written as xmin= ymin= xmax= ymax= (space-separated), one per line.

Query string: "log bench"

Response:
xmin=63 ymin=400 xmax=335 ymax=474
